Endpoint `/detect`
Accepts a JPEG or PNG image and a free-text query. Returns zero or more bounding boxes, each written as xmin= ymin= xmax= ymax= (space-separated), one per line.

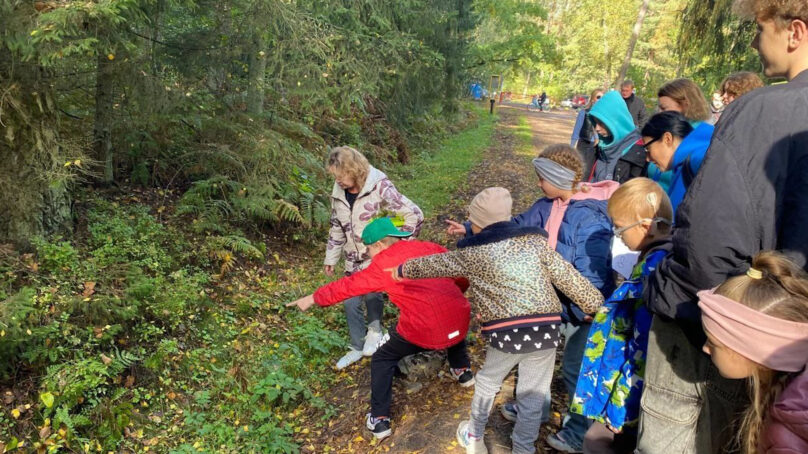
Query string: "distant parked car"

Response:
xmin=572 ymin=94 xmax=590 ymax=109
xmin=561 ymin=99 xmax=573 ymax=108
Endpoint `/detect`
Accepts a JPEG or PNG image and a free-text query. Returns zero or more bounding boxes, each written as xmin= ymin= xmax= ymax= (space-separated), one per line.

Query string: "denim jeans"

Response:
xmin=635 ymin=318 xmax=747 ymax=454
xmin=557 ymin=321 xmax=593 ymax=450
xmin=344 ymin=292 xmax=384 ymax=350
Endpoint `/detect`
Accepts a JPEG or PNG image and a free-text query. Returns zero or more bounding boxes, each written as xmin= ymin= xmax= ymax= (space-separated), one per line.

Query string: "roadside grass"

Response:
xmin=390 ymin=102 xmax=498 ymax=219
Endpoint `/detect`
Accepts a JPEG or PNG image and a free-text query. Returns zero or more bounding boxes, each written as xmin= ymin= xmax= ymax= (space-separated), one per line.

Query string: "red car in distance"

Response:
xmin=572 ymin=94 xmax=589 ymax=109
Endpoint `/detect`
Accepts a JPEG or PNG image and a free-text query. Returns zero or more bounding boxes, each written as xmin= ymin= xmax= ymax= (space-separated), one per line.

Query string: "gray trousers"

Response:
xmin=470 ymin=345 xmax=556 ymax=454
xmin=635 ymin=318 xmax=747 ymax=454
xmin=344 ymin=292 xmax=384 ymax=350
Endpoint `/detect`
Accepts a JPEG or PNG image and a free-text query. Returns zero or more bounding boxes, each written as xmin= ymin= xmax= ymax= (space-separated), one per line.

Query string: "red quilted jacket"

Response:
xmin=313 ymin=240 xmax=470 ymax=349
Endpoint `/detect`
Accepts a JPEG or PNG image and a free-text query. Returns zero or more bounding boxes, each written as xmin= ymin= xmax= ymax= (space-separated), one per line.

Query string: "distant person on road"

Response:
xmin=323 ymin=146 xmax=424 ymax=370
xmin=720 ymin=70 xmax=765 ymax=105
xmin=529 ymin=94 xmax=539 ymax=110
xmin=588 ymin=91 xmax=647 ymax=184
xmin=620 ymin=79 xmax=648 ymax=127
xmin=540 ymin=91 xmax=548 ymax=112
xmin=571 ymin=88 xmax=605 ymax=179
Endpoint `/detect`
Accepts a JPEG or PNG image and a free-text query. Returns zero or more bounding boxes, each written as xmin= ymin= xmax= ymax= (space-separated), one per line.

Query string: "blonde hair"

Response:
xmin=720 ymin=71 xmax=765 ymax=99
xmin=733 ymin=0 xmax=808 ymax=28
xmin=327 ymin=146 xmax=370 ymax=189
xmin=657 ymin=79 xmax=711 ymax=122
xmin=713 ymin=251 xmax=808 ymax=454
xmin=586 ymin=88 xmax=605 ymax=109
xmin=539 ymin=144 xmax=584 ymax=187
xmin=607 ymin=178 xmax=673 ymax=235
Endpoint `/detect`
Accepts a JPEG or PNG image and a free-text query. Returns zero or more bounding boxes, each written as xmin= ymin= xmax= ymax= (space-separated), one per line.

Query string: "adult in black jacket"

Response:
xmin=620 ymin=79 xmax=648 ymax=127
xmin=636 ymin=5 xmax=808 ymax=454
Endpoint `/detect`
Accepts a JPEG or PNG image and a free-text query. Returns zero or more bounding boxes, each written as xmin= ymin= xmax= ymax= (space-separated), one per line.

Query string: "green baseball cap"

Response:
xmin=361 ymin=217 xmax=413 ymax=245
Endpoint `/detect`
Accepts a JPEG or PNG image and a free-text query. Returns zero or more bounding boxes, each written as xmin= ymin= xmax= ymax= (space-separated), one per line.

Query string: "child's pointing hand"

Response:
xmin=286 ymin=294 xmax=316 ymax=311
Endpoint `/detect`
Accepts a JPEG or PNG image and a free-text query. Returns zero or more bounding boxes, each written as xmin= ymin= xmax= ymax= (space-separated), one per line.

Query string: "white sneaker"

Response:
xmin=363 ymin=328 xmax=387 ymax=356
xmin=336 ymin=348 xmax=363 ymax=370
xmin=456 ymin=420 xmax=488 ymax=454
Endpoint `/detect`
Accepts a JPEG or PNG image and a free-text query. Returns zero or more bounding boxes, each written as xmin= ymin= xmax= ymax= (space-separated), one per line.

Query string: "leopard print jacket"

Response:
xmin=402 ymin=233 xmax=604 ymax=324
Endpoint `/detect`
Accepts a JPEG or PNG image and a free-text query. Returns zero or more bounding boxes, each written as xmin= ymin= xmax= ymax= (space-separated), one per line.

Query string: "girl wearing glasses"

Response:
xmin=640 ymin=111 xmax=714 ymax=215
xmin=571 ymin=178 xmax=673 ymax=454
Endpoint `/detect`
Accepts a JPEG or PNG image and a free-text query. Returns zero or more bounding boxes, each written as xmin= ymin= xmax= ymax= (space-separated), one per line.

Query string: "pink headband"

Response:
xmin=698 ymin=288 xmax=808 ymax=372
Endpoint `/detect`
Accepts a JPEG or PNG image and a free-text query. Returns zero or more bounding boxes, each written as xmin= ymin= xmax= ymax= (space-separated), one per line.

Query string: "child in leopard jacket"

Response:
xmin=392 ymin=187 xmax=604 ymax=454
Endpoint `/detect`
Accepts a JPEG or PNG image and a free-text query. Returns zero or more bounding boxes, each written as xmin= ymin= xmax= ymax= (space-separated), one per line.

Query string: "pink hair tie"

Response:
xmin=698 ymin=288 xmax=808 ymax=372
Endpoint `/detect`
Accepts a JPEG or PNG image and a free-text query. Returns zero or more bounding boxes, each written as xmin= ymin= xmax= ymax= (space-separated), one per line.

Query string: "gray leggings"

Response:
xmin=345 ymin=292 xmax=384 ymax=350
xmin=470 ymin=345 xmax=556 ymax=454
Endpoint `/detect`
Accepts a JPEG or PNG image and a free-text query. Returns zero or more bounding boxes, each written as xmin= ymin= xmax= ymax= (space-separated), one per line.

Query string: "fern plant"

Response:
xmin=204 ymin=235 xmax=265 ymax=276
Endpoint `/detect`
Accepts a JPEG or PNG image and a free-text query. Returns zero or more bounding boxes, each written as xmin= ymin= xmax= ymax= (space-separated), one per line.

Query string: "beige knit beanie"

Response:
xmin=468 ymin=187 xmax=513 ymax=229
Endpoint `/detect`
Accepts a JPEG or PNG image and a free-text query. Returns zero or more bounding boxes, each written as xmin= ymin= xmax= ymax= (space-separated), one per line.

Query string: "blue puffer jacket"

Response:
xmin=667 ymin=122 xmax=713 ymax=214
xmin=512 ymin=197 xmax=616 ymax=324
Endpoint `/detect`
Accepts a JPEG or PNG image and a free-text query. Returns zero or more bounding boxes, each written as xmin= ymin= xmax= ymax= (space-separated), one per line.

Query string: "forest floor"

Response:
xmin=305 ymin=105 xmax=579 ymax=453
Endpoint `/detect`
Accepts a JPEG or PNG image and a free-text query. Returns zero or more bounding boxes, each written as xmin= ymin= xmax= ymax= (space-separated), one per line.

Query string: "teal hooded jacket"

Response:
xmin=589 ymin=91 xmax=644 ymax=182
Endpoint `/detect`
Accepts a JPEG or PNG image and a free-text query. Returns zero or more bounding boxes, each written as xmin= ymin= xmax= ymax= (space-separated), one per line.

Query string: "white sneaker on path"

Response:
xmin=336 ymin=348 xmax=363 ymax=370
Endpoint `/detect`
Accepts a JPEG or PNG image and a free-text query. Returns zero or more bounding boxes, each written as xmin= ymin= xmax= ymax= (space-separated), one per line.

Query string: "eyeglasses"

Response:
xmin=595 ymin=95 xmax=602 ymax=100
xmin=641 ymin=137 xmax=660 ymax=152
xmin=612 ymin=217 xmax=671 ymax=239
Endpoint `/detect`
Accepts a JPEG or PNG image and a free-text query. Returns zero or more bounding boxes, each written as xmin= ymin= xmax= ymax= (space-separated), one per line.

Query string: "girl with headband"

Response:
xmin=698 ymin=251 xmax=808 ymax=454
xmin=449 ymin=144 xmax=619 ymax=453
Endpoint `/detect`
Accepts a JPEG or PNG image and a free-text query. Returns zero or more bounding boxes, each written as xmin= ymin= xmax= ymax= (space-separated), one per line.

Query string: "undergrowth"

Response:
xmin=0 ymin=101 xmax=496 ymax=453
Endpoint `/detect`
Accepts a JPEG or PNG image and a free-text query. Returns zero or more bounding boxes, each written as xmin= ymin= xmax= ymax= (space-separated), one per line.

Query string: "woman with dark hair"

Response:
xmin=640 ymin=111 xmax=713 ymax=213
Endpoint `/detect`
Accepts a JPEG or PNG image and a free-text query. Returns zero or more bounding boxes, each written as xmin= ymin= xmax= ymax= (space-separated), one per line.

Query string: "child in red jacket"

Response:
xmin=287 ymin=217 xmax=473 ymax=441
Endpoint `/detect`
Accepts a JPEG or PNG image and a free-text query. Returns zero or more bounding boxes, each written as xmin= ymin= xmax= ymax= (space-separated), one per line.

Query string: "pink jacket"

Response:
xmin=760 ymin=368 xmax=808 ymax=453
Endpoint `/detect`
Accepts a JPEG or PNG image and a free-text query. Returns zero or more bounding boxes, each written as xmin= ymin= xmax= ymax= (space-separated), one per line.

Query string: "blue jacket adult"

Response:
xmin=511 ymin=185 xmax=617 ymax=324
xmin=666 ymin=122 xmax=713 ymax=214
xmin=647 ymin=120 xmax=710 ymax=194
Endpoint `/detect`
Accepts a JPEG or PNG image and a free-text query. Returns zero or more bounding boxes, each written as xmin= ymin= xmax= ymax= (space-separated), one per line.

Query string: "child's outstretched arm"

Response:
xmin=540 ymin=241 xmax=604 ymax=314
xmin=400 ymin=249 xmax=468 ymax=280
xmin=312 ymin=264 xmax=387 ymax=307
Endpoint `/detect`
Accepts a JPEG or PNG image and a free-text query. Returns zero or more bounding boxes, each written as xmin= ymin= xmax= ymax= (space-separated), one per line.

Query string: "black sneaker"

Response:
xmin=451 ymin=367 xmax=476 ymax=387
xmin=365 ymin=413 xmax=392 ymax=440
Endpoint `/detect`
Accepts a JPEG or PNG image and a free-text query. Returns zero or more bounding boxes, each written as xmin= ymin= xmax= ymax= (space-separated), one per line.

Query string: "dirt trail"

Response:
xmin=307 ymin=105 xmax=577 ymax=454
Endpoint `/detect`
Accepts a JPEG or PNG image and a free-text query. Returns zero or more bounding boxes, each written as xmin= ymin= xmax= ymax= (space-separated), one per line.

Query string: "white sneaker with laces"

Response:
xmin=336 ymin=348 xmax=363 ymax=370
xmin=363 ymin=328 xmax=386 ymax=356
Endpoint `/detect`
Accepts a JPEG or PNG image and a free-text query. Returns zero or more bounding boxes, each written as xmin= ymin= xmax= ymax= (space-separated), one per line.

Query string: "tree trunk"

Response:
xmin=93 ymin=51 xmax=116 ymax=184
xmin=0 ymin=59 xmax=73 ymax=247
xmin=613 ymin=0 xmax=651 ymax=88
xmin=246 ymin=32 xmax=267 ymax=115
xmin=523 ymin=70 xmax=531 ymax=97
xmin=602 ymin=18 xmax=611 ymax=87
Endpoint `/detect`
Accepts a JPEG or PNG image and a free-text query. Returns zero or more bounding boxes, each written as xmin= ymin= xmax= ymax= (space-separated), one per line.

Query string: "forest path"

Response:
xmin=306 ymin=105 xmax=578 ymax=454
